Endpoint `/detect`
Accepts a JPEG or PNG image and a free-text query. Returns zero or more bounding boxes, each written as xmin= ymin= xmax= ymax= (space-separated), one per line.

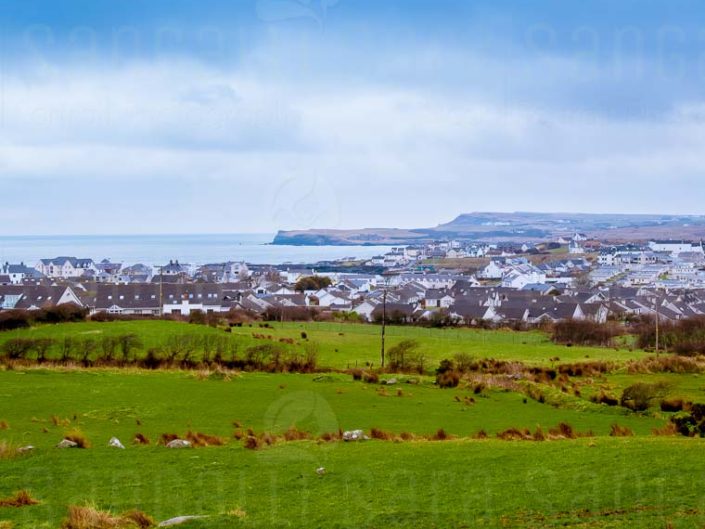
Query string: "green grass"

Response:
xmin=0 ymin=323 xmax=698 ymax=528
xmin=0 ymin=320 xmax=648 ymax=370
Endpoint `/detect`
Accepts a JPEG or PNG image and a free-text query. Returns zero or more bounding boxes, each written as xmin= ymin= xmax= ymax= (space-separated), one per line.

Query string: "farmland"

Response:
xmin=0 ymin=320 xmax=647 ymax=369
xmin=0 ymin=321 xmax=704 ymax=528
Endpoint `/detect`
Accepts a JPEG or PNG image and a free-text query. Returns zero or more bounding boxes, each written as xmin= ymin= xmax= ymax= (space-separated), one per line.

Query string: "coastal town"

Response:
xmin=2 ymin=233 xmax=705 ymax=326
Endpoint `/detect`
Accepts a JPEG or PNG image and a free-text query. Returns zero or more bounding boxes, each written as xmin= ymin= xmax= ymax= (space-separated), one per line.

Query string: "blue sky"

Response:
xmin=1 ymin=0 xmax=704 ymax=235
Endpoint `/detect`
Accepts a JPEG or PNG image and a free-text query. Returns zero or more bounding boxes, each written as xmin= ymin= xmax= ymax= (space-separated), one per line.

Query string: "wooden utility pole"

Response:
xmin=655 ymin=299 xmax=660 ymax=356
xmin=380 ymin=288 xmax=387 ymax=368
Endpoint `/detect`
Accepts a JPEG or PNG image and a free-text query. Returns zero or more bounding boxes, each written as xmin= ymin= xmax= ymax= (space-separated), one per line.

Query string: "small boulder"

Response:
xmin=166 ymin=439 xmax=191 ymax=449
xmin=109 ymin=437 xmax=125 ymax=449
xmin=384 ymin=378 xmax=398 ymax=386
xmin=342 ymin=430 xmax=368 ymax=442
xmin=316 ymin=467 xmax=326 ymax=476
xmin=56 ymin=439 xmax=78 ymax=449
xmin=18 ymin=445 xmax=34 ymax=453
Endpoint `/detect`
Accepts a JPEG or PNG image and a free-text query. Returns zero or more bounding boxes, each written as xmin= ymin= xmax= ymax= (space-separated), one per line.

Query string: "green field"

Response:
xmin=0 ymin=322 xmax=702 ymax=528
xmin=0 ymin=320 xmax=647 ymax=369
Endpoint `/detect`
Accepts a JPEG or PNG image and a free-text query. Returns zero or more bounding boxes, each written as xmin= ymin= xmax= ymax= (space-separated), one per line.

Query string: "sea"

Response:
xmin=0 ymin=234 xmax=394 ymax=267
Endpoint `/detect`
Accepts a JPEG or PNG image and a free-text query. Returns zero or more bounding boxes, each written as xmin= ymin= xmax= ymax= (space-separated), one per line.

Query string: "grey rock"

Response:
xmin=342 ymin=430 xmax=368 ymax=442
xmin=158 ymin=516 xmax=208 ymax=527
xmin=166 ymin=439 xmax=191 ymax=449
xmin=109 ymin=437 xmax=125 ymax=449
xmin=56 ymin=439 xmax=78 ymax=449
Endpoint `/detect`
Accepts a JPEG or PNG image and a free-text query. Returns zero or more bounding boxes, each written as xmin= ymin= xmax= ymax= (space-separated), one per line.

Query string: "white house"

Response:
xmin=35 ymin=257 xmax=96 ymax=279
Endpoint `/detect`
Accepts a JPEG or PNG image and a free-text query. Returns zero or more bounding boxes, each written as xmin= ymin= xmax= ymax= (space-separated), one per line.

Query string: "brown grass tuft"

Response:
xmin=158 ymin=433 xmax=179 ymax=446
xmin=497 ymin=428 xmax=531 ymax=441
xmin=548 ymin=422 xmax=577 ymax=440
xmin=609 ymin=424 xmax=634 ymax=437
xmin=369 ymin=428 xmax=394 ymax=441
xmin=0 ymin=421 xmax=8 ymax=430
xmin=0 ymin=490 xmax=40 ymax=508
xmin=64 ymin=429 xmax=91 ymax=449
xmin=133 ymin=433 xmax=150 ymax=445
xmin=430 ymin=428 xmax=453 ymax=441
xmin=51 ymin=415 xmax=71 ymax=427
xmin=243 ymin=436 xmax=262 ymax=450
xmin=472 ymin=429 xmax=487 ymax=439
xmin=532 ymin=426 xmax=546 ymax=442
xmin=652 ymin=422 xmax=678 ymax=436
xmin=283 ymin=426 xmax=310 ymax=442
xmin=121 ymin=510 xmax=155 ymax=529
xmin=0 ymin=521 xmax=13 ymax=529
xmin=0 ymin=441 xmax=21 ymax=460
xmin=61 ymin=504 xmax=155 ymax=529
xmin=185 ymin=431 xmax=225 ymax=447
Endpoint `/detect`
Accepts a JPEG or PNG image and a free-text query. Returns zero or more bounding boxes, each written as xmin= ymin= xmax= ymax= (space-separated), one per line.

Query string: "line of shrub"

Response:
xmin=0 ymin=334 xmax=319 ymax=373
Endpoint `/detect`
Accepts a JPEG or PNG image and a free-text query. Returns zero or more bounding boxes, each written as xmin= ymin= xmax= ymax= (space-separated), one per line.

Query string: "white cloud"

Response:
xmin=1 ymin=44 xmax=705 ymax=234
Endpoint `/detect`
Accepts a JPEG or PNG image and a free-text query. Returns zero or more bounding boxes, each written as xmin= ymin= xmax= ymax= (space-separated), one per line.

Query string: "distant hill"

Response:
xmin=272 ymin=212 xmax=705 ymax=246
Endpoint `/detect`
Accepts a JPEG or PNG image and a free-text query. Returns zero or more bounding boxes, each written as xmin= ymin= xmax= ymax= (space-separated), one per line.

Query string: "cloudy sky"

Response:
xmin=1 ymin=0 xmax=704 ymax=235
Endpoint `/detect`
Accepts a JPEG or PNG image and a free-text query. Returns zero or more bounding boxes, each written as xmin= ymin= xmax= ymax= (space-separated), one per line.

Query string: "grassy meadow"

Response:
xmin=0 ymin=320 xmax=703 ymax=528
xmin=0 ymin=319 xmax=647 ymax=369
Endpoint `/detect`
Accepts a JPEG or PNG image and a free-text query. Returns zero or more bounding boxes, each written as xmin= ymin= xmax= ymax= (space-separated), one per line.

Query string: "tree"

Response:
xmin=295 ymin=276 xmax=332 ymax=292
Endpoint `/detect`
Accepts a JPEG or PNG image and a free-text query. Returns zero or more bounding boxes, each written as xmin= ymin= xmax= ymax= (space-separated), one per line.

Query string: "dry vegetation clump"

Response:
xmin=557 ymin=361 xmax=615 ymax=377
xmin=133 ymin=433 xmax=150 ymax=445
xmin=0 ymin=521 xmax=13 ymax=529
xmin=369 ymin=428 xmax=394 ymax=441
xmin=243 ymin=435 xmax=262 ymax=450
xmin=61 ymin=504 xmax=155 ymax=529
xmin=0 ymin=421 xmax=8 ymax=430
xmin=497 ymin=428 xmax=532 ymax=441
xmin=185 ymin=431 xmax=226 ymax=447
xmin=399 ymin=432 xmax=415 ymax=441
xmin=0 ymin=441 xmax=21 ymax=460
xmin=473 ymin=430 xmax=488 ymax=440
xmin=318 ymin=431 xmax=342 ymax=443
xmin=627 ymin=355 xmax=703 ymax=374
xmin=362 ymin=371 xmax=379 ymax=384
xmin=429 ymin=428 xmax=454 ymax=441
xmin=660 ymin=397 xmax=690 ymax=413
xmin=548 ymin=422 xmax=577 ymax=440
xmin=652 ymin=422 xmax=679 ymax=436
xmin=0 ymin=490 xmax=40 ymax=508
xmin=158 ymin=433 xmax=179 ymax=445
xmin=590 ymin=390 xmax=620 ymax=407
xmin=64 ymin=429 xmax=91 ymax=449
xmin=609 ymin=424 xmax=634 ymax=437
xmin=283 ymin=426 xmax=310 ymax=441
xmin=52 ymin=415 xmax=71 ymax=427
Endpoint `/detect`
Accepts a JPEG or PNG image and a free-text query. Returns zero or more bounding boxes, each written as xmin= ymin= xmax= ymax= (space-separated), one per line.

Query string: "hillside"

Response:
xmin=272 ymin=211 xmax=705 ymax=245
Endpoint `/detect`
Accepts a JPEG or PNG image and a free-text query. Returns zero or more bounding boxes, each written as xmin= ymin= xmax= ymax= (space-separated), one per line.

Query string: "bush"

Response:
xmin=620 ymin=382 xmax=669 ymax=412
xmin=435 ymin=359 xmax=461 ymax=388
xmin=552 ymin=319 xmax=621 ymax=347
xmin=387 ymin=340 xmax=425 ymax=374
xmin=0 ymin=310 xmax=31 ymax=331
xmin=660 ymin=398 xmax=688 ymax=412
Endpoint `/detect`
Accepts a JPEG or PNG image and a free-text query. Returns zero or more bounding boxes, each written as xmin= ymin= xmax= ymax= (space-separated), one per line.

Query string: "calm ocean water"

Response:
xmin=0 ymin=234 xmax=393 ymax=266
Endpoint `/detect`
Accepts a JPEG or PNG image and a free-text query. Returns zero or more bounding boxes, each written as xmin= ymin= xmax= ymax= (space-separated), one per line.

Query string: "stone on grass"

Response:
xmin=109 ymin=437 xmax=125 ymax=449
xmin=384 ymin=378 xmax=398 ymax=385
xmin=56 ymin=439 xmax=78 ymax=449
xmin=166 ymin=439 xmax=191 ymax=449
xmin=158 ymin=515 xmax=208 ymax=527
xmin=18 ymin=445 xmax=34 ymax=453
xmin=316 ymin=467 xmax=326 ymax=476
xmin=342 ymin=430 xmax=368 ymax=442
